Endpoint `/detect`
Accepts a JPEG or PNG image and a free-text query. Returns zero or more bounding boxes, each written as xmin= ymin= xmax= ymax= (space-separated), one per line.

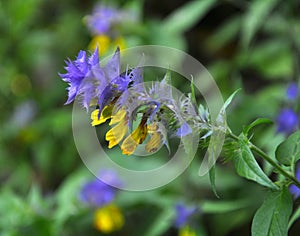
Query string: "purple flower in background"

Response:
xmin=86 ymin=6 xmax=118 ymax=35
xmin=289 ymin=164 xmax=300 ymax=199
xmin=79 ymin=170 xmax=121 ymax=207
xmin=85 ymin=4 xmax=137 ymax=35
xmin=286 ymin=83 xmax=299 ymax=100
xmin=276 ymin=108 xmax=299 ymax=135
xmin=174 ymin=203 xmax=198 ymax=228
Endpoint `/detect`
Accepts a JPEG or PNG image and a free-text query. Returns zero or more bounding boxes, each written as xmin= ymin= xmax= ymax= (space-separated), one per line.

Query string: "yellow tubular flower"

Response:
xmin=145 ymin=123 xmax=162 ymax=153
xmin=106 ymin=116 xmax=128 ymax=148
xmin=91 ymin=106 xmax=113 ymax=126
xmin=89 ymin=35 xmax=111 ymax=55
xmin=94 ymin=204 xmax=124 ymax=233
xmin=89 ymin=35 xmax=126 ymax=56
xmin=121 ymin=119 xmax=148 ymax=155
xmin=109 ymin=109 xmax=127 ymax=125
xmin=179 ymin=226 xmax=197 ymax=236
xmin=113 ymin=36 xmax=126 ymax=51
xmin=146 ymin=132 xmax=161 ymax=153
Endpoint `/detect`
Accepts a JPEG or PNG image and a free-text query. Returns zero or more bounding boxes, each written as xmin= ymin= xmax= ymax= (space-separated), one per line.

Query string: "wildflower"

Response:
xmin=80 ymin=171 xmax=124 ymax=233
xmin=85 ymin=5 xmax=136 ymax=36
xmin=107 ymin=76 xmax=199 ymax=155
xmin=89 ymin=34 xmax=126 ymax=56
xmin=179 ymin=226 xmax=197 ymax=236
xmin=106 ymin=113 xmax=129 ymax=148
xmin=96 ymin=48 xmax=143 ymax=112
xmin=61 ymin=47 xmax=204 ymax=156
xmin=86 ymin=6 xmax=120 ymax=35
xmin=94 ymin=204 xmax=124 ymax=233
xmin=145 ymin=123 xmax=163 ymax=153
xmin=91 ymin=106 xmax=113 ymax=126
xmin=286 ymin=82 xmax=299 ymax=100
xmin=89 ymin=35 xmax=111 ymax=55
xmin=174 ymin=203 xmax=198 ymax=236
xmin=174 ymin=203 xmax=198 ymax=228
xmin=121 ymin=117 xmax=148 ymax=155
xmin=276 ymin=108 xmax=299 ymax=135
xmin=60 ymin=46 xmax=143 ymax=113
xmin=289 ymin=164 xmax=300 ymax=199
xmin=59 ymin=49 xmax=98 ymax=106
xmin=79 ymin=170 xmax=120 ymax=207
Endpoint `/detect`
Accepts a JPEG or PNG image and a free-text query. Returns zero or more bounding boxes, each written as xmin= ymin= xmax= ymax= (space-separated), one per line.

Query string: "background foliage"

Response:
xmin=1 ymin=0 xmax=300 ymax=235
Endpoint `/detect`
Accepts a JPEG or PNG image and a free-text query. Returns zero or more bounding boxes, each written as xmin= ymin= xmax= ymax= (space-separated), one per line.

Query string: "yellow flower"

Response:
xmin=94 ymin=204 xmax=124 ymax=233
xmin=179 ymin=226 xmax=197 ymax=236
xmin=106 ymin=110 xmax=128 ymax=148
xmin=109 ymin=108 xmax=127 ymax=125
xmin=112 ymin=36 xmax=126 ymax=52
xmin=121 ymin=119 xmax=148 ymax=155
xmin=89 ymin=35 xmax=111 ymax=55
xmin=91 ymin=106 xmax=113 ymax=126
xmin=89 ymin=35 xmax=126 ymax=56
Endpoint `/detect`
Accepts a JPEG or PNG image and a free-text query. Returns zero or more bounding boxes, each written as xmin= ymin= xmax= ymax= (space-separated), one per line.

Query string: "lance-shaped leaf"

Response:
xmin=232 ymin=136 xmax=278 ymax=189
xmin=242 ymin=0 xmax=279 ymax=48
xmin=162 ymin=0 xmax=216 ymax=34
xmin=288 ymin=205 xmax=300 ymax=229
xmin=209 ymin=165 xmax=220 ymax=198
xmin=275 ymin=130 xmax=300 ymax=166
xmin=243 ymin=118 xmax=273 ymax=137
xmin=216 ymin=89 xmax=240 ymax=125
xmin=251 ymin=187 xmax=292 ymax=236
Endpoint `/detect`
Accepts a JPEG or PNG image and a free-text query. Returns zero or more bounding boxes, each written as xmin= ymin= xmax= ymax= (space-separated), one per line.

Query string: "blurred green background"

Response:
xmin=1 ymin=0 xmax=300 ymax=235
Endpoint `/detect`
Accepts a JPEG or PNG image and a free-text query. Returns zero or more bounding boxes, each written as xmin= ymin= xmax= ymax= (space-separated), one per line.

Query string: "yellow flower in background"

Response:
xmin=113 ymin=36 xmax=126 ymax=51
xmin=94 ymin=204 xmax=124 ymax=233
xmin=89 ymin=34 xmax=126 ymax=56
xmin=89 ymin=35 xmax=111 ymax=55
xmin=179 ymin=226 xmax=197 ymax=236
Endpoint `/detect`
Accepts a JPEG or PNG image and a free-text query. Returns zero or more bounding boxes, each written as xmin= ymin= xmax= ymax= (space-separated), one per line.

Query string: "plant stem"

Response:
xmin=228 ymin=132 xmax=300 ymax=189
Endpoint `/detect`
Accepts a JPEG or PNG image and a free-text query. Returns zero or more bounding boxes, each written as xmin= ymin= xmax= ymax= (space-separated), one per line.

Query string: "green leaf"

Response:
xmin=209 ymin=165 xmax=220 ymax=198
xmin=288 ymin=205 xmax=300 ymax=229
xmin=251 ymin=188 xmax=293 ymax=236
xmin=190 ymin=76 xmax=197 ymax=107
xmin=242 ymin=0 xmax=279 ymax=47
xmin=162 ymin=0 xmax=216 ymax=34
xmin=206 ymin=16 xmax=241 ymax=51
xmin=232 ymin=136 xmax=278 ymax=189
xmin=217 ymin=89 xmax=241 ymax=124
xmin=222 ymin=89 xmax=241 ymax=112
xmin=181 ymin=132 xmax=197 ymax=157
xmin=27 ymin=184 xmax=43 ymax=210
xmin=243 ymin=118 xmax=273 ymax=136
xmin=199 ymin=128 xmax=225 ymax=176
xmin=0 ymin=189 xmax=33 ymax=229
xmin=162 ymin=69 xmax=172 ymax=85
xmin=275 ymin=130 xmax=300 ymax=166
xmin=53 ymin=169 xmax=88 ymax=234
xmin=201 ymin=199 xmax=251 ymax=214
xmin=148 ymin=20 xmax=186 ymax=50
xmin=143 ymin=208 xmax=174 ymax=236
xmin=244 ymin=39 xmax=293 ymax=79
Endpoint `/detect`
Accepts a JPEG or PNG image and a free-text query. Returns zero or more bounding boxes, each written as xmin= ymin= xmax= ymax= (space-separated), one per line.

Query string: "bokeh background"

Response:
xmin=1 ymin=0 xmax=300 ymax=235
